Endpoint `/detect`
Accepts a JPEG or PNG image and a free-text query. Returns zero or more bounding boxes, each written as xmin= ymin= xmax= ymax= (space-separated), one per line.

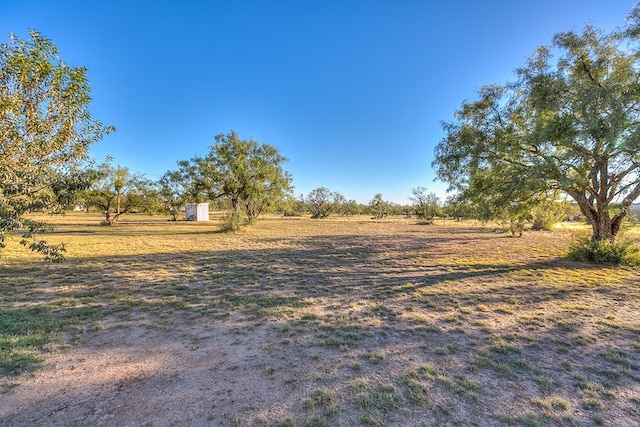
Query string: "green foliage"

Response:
xmin=441 ymin=194 xmax=474 ymax=221
xmin=477 ymin=193 xmax=533 ymax=237
xmin=304 ymin=187 xmax=341 ymax=219
xmin=530 ymin=200 xmax=567 ymax=231
xmin=169 ymin=131 xmax=292 ymax=227
xmin=568 ymin=236 xmax=640 ymax=266
xmin=81 ymin=160 xmax=152 ymax=224
xmin=279 ymin=195 xmax=306 ymax=217
xmin=0 ymin=30 xmax=113 ymax=259
xmin=490 ymin=193 xmax=567 ymax=235
xmin=158 ymin=164 xmax=201 ymax=220
xmin=330 ymin=192 xmax=361 ymax=217
xmin=410 ymin=187 xmax=440 ymax=224
xmin=335 ymin=198 xmax=361 ymax=217
xmin=21 ymin=237 xmax=66 ymax=262
xmin=368 ymin=194 xmax=391 ymax=219
xmin=209 ymin=131 xmax=292 ymax=223
xmin=433 ymin=11 xmax=640 ymax=243
xmin=219 ymin=209 xmax=246 ymax=232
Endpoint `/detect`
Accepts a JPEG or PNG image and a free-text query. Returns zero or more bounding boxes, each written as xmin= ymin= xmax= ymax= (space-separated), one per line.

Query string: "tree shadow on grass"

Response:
xmin=1 ymin=227 xmax=639 ymax=425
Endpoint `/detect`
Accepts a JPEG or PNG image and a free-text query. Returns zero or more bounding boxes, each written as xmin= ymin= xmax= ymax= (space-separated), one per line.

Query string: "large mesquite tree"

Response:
xmin=434 ymin=10 xmax=640 ymax=243
xmin=170 ymin=131 xmax=292 ymax=224
xmin=0 ymin=30 xmax=112 ymax=259
xmin=206 ymin=131 xmax=292 ymax=222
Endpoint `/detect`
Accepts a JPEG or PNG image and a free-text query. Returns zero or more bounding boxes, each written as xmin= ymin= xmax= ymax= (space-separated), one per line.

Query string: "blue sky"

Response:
xmin=1 ymin=0 xmax=636 ymax=203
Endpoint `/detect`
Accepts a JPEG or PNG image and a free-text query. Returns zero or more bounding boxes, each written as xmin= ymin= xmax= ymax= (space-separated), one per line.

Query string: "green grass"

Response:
xmin=0 ymin=303 xmax=103 ymax=375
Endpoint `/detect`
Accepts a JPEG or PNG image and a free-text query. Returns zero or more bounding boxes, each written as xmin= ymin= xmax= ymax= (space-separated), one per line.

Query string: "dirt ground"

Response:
xmin=1 ymin=217 xmax=639 ymax=426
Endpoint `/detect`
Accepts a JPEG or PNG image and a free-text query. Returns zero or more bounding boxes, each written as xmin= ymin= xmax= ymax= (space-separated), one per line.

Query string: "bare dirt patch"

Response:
xmin=1 ymin=216 xmax=640 ymax=426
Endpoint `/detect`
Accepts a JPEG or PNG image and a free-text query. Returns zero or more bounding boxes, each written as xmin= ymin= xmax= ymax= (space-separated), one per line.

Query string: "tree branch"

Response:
xmin=580 ymin=55 xmax=603 ymax=88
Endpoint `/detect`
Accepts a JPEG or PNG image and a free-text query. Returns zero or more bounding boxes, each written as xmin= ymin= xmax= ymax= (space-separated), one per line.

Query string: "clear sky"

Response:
xmin=1 ymin=0 xmax=636 ymax=204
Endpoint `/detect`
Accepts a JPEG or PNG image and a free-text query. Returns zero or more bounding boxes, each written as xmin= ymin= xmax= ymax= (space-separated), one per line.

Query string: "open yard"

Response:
xmin=1 ymin=214 xmax=640 ymax=426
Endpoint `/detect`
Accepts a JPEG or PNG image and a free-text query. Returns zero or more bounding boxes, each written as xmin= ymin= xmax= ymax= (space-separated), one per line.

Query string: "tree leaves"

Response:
xmin=165 ymin=130 xmax=292 ymax=225
xmin=433 ymin=6 xmax=640 ymax=242
xmin=0 ymin=30 xmax=112 ymax=259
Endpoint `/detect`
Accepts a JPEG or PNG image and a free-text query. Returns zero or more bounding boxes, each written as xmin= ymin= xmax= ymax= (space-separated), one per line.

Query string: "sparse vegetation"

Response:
xmin=1 ymin=213 xmax=639 ymax=426
xmin=409 ymin=186 xmax=440 ymax=224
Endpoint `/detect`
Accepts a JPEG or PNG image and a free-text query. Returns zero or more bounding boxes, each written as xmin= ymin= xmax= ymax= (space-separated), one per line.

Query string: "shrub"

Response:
xmin=531 ymin=210 xmax=557 ymax=231
xmin=530 ymin=199 xmax=567 ymax=231
xmin=568 ymin=236 xmax=640 ymax=266
xmin=219 ymin=210 xmax=246 ymax=232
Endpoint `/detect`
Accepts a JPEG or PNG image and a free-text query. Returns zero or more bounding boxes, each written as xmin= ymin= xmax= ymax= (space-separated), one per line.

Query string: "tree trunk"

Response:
xmin=570 ymin=192 xmax=626 ymax=243
xmin=591 ymin=211 xmax=626 ymax=243
xmin=591 ymin=213 xmax=614 ymax=242
xmin=103 ymin=200 xmax=112 ymax=224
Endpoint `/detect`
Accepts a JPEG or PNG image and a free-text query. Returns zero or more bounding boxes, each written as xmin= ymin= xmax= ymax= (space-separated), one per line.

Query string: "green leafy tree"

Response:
xmin=410 ymin=187 xmax=440 ymax=224
xmin=434 ymin=11 xmax=640 ymax=243
xmin=137 ymin=181 xmax=165 ymax=216
xmin=83 ymin=161 xmax=149 ymax=224
xmin=331 ymin=192 xmax=347 ymax=216
xmin=279 ymin=194 xmax=306 ymax=217
xmin=368 ymin=193 xmax=391 ymax=219
xmin=174 ymin=159 xmax=209 ymax=203
xmin=304 ymin=187 xmax=340 ymax=219
xmin=331 ymin=191 xmax=362 ymax=217
xmin=493 ymin=202 xmax=533 ymax=237
xmin=335 ymin=197 xmax=361 ymax=217
xmin=0 ymin=30 xmax=113 ymax=260
xmin=530 ymin=192 xmax=570 ymax=231
xmin=208 ymin=131 xmax=291 ymax=223
xmin=442 ymin=194 xmax=474 ymax=222
xmin=157 ymin=178 xmax=186 ymax=220
xmin=177 ymin=131 xmax=292 ymax=227
xmin=158 ymin=162 xmax=206 ymax=221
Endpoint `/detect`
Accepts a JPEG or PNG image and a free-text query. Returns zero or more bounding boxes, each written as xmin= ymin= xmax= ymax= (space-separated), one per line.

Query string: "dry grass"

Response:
xmin=1 ymin=213 xmax=640 ymax=426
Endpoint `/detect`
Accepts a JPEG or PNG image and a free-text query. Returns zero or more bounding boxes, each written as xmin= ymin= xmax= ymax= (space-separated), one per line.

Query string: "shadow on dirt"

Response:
xmin=2 ymin=227 xmax=639 ymax=425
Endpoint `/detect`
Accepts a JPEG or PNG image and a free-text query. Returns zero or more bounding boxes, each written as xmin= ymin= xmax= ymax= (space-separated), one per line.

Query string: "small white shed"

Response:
xmin=185 ymin=203 xmax=209 ymax=221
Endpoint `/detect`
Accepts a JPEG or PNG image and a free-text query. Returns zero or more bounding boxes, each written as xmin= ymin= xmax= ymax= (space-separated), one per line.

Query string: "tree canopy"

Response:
xmin=410 ymin=187 xmax=440 ymax=224
xmin=434 ymin=9 xmax=640 ymax=242
xmin=169 ymin=131 xmax=292 ymax=225
xmin=81 ymin=160 xmax=153 ymax=224
xmin=368 ymin=193 xmax=391 ymax=219
xmin=304 ymin=187 xmax=341 ymax=219
xmin=0 ymin=30 xmax=112 ymax=259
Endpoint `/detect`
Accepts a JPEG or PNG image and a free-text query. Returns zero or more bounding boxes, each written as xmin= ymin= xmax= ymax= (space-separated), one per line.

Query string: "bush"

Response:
xmin=568 ymin=236 xmax=640 ymax=266
xmin=530 ymin=199 xmax=567 ymax=231
xmin=531 ymin=211 xmax=557 ymax=231
xmin=219 ymin=210 xmax=246 ymax=232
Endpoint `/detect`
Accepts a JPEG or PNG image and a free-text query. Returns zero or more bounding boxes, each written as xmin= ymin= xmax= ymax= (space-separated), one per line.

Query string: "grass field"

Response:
xmin=1 ymin=213 xmax=640 ymax=426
